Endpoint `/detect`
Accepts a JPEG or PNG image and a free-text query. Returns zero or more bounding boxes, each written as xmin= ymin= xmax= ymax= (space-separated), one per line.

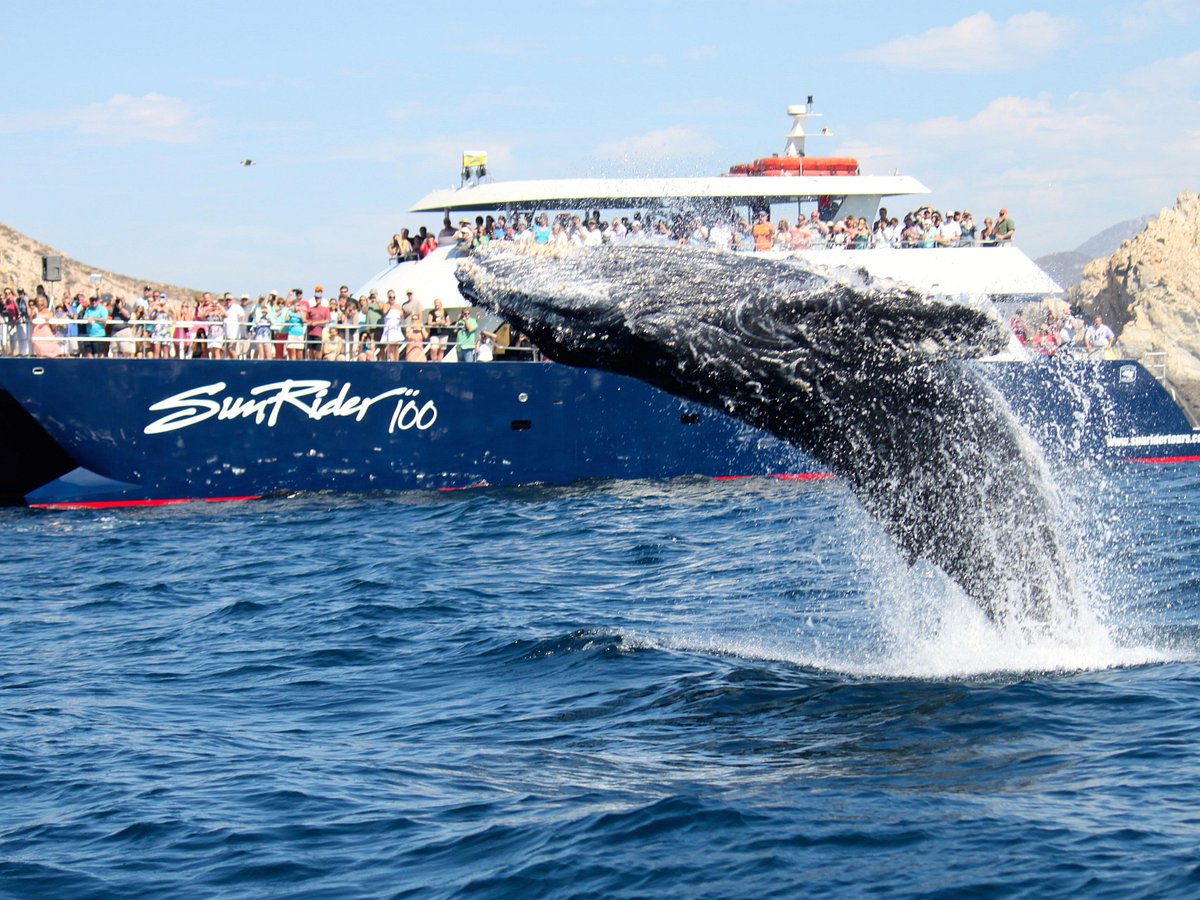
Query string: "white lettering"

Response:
xmin=144 ymin=380 xmax=440 ymax=435
xmin=1106 ymin=433 xmax=1200 ymax=448
xmin=145 ymin=383 xmax=226 ymax=434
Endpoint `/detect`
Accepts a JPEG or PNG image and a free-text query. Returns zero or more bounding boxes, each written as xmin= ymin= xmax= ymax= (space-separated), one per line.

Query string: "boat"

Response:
xmin=1 ymin=102 xmax=1196 ymax=509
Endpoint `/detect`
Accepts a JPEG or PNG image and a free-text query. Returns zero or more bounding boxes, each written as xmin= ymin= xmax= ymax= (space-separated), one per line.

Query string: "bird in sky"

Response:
xmin=239 ymin=159 xmax=255 ymax=167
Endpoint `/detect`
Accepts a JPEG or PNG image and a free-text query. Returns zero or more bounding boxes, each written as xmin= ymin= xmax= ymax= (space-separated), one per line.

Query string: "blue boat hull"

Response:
xmin=0 ymin=357 xmax=1193 ymax=507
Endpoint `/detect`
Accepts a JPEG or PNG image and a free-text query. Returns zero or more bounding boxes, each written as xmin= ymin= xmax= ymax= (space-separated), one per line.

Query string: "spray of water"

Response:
xmin=457 ymin=244 xmax=1184 ymax=673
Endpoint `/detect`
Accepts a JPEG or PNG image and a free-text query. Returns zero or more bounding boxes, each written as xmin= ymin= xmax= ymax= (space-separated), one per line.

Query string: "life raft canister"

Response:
xmin=802 ymin=157 xmax=860 ymax=176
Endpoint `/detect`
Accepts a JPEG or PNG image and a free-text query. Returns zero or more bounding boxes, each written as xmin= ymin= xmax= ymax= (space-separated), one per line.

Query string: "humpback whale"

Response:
xmin=457 ymin=243 xmax=1075 ymax=626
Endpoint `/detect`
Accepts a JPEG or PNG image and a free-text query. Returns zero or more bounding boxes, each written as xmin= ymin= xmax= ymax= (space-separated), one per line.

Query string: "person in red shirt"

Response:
xmin=306 ymin=285 xmax=330 ymax=359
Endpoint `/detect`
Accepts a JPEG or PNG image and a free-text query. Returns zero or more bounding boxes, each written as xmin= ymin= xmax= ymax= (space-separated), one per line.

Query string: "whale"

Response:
xmin=457 ymin=242 xmax=1075 ymax=626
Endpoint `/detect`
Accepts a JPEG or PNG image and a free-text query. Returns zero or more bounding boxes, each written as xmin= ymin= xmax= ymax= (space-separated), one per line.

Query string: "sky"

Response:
xmin=2 ymin=0 xmax=1198 ymax=294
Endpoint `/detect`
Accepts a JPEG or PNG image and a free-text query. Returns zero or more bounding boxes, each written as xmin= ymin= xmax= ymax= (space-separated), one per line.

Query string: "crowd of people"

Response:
xmin=2 ymin=202 xmax=1026 ymax=360
xmin=0 ymin=283 xmax=523 ymax=362
xmin=388 ymin=205 xmax=1017 ymax=257
xmin=1010 ymin=306 xmax=1118 ymax=358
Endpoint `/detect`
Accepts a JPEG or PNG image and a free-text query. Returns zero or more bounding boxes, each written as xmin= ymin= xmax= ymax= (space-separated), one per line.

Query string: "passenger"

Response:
xmin=853 ymin=218 xmax=872 ymax=249
xmin=31 ymin=298 xmax=60 ymax=358
xmin=82 ymin=294 xmax=109 ymax=358
xmin=626 ymin=220 xmax=648 ymax=243
xmin=533 ymin=213 xmax=552 ymax=244
xmin=581 ymin=219 xmax=603 ymax=247
xmin=404 ymin=312 xmax=428 ymax=362
xmin=455 ymin=219 xmax=474 ymax=247
xmin=734 ymin=220 xmax=755 ymax=252
xmin=284 ymin=298 xmax=306 ymax=361
xmin=707 ymin=218 xmax=733 ymax=251
xmin=513 ymin=218 xmax=535 ymax=243
xmin=402 ymin=289 xmax=422 ymax=321
xmin=809 ymin=211 xmax=830 ymax=243
xmin=10 ymin=288 xmax=32 ymax=356
xmin=789 ymin=218 xmax=810 ymax=250
xmin=476 ymin=329 xmax=495 ymax=362
xmin=419 ymin=232 xmax=438 ymax=257
xmin=227 ymin=294 xmax=248 ymax=359
xmin=427 ymin=298 xmax=450 ymax=362
xmin=773 ymin=219 xmax=790 ymax=251
xmin=319 ymin=320 xmax=345 ymax=360
xmin=980 ymin=217 xmax=998 ymax=246
xmin=994 ymin=208 xmax=1016 ymax=243
xmin=174 ymin=298 xmax=196 ymax=359
xmin=1085 ymin=315 xmax=1116 ymax=357
xmin=959 ymin=211 xmax=977 ymax=246
xmin=381 ymin=292 xmax=405 ymax=362
xmin=493 ymin=215 xmax=508 ymax=241
xmin=1009 ymin=311 xmax=1028 ymax=345
xmin=454 ymin=307 xmax=478 ymax=362
xmin=608 ymin=217 xmax=627 ymax=242
xmin=364 ymin=290 xmax=383 ymax=353
xmin=437 ymin=215 xmax=457 ymax=247
xmin=752 ymin=212 xmax=774 ymax=252
xmin=250 ymin=298 xmax=273 ymax=360
xmin=387 ymin=232 xmax=404 ymax=262
xmin=151 ymin=298 xmax=174 ymax=359
xmin=109 ymin=297 xmax=136 ymax=357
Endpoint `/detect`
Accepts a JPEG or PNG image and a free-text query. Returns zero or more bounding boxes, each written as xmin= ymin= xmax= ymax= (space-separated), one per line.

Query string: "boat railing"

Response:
xmin=1141 ymin=350 xmax=1200 ymax=428
xmin=1143 ymin=350 xmax=1168 ymax=382
xmin=3 ymin=317 xmax=540 ymax=362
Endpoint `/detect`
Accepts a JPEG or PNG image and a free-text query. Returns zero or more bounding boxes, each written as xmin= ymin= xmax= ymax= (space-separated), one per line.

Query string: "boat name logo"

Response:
xmin=144 ymin=380 xmax=438 ymax=435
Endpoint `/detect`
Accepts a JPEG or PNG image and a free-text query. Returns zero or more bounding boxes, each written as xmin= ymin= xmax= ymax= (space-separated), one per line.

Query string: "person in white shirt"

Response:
xmin=707 ymin=220 xmax=733 ymax=251
xmin=581 ymin=220 xmax=603 ymax=247
xmin=225 ymin=295 xmax=247 ymax=359
xmin=1085 ymin=315 xmax=1116 ymax=356
xmin=512 ymin=219 xmax=534 ymax=243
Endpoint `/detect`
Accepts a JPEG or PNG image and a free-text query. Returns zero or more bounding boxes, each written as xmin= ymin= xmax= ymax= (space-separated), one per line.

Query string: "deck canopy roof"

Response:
xmin=410 ymin=174 xmax=930 ymax=213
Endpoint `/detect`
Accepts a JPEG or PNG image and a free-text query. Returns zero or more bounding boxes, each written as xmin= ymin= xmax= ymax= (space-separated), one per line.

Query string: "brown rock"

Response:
xmin=1069 ymin=191 xmax=1200 ymax=416
xmin=0 ymin=220 xmax=196 ymax=309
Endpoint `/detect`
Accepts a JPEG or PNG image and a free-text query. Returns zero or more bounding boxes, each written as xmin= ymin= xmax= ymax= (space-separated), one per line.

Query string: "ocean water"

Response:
xmin=2 ymin=464 xmax=1200 ymax=898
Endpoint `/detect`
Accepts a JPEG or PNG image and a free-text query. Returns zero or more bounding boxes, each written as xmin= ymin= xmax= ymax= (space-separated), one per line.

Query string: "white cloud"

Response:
xmin=682 ymin=45 xmax=718 ymax=62
xmin=853 ymin=49 xmax=1200 ymax=255
xmin=72 ymin=93 xmax=202 ymax=144
xmin=849 ymin=12 xmax=1077 ymax=73
xmin=0 ymin=92 xmax=204 ymax=144
xmin=593 ymin=127 xmax=716 ymax=163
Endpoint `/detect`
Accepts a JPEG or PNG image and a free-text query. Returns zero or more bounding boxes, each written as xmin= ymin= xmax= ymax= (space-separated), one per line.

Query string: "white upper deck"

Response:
xmin=410 ymin=100 xmax=927 ymax=214
xmin=409 ymin=174 xmax=929 ymax=214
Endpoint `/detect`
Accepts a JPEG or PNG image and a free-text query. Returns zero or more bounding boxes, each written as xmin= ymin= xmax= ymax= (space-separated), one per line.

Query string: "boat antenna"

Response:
xmin=784 ymin=98 xmax=827 ymax=158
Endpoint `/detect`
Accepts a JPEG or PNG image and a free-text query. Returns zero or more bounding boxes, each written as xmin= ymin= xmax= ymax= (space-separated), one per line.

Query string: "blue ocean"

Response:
xmin=3 ymin=463 xmax=1200 ymax=897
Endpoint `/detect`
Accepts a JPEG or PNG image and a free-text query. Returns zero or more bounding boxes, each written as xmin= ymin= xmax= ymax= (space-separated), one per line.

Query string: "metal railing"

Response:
xmin=0 ymin=318 xmax=539 ymax=362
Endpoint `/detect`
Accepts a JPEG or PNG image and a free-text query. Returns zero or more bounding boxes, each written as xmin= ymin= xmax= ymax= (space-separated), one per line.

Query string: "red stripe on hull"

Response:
xmin=716 ymin=472 xmax=835 ymax=482
xmin=1127 ymin=454 xmax=1200 ymax=464
xmin=30 ymin=495 xmax=261 ymax=511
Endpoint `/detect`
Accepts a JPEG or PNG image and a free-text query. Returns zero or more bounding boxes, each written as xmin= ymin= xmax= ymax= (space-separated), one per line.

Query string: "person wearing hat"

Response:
xmin=363 ymin=289 xmax=383 ymax=359
xmin=994 ymin=208 xmax=1015 ymax=244
xmin=401 ymin=289 xmax=423 ymax=321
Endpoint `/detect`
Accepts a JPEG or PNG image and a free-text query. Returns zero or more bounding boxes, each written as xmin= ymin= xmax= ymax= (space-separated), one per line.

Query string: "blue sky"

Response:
xmin=2 ymin=0 xmax=1197 ymax=293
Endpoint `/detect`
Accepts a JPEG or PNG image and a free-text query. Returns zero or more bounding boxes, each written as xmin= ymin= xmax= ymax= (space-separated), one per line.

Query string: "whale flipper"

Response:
xmin=457 ymin=243 xmax=1075 ymax=626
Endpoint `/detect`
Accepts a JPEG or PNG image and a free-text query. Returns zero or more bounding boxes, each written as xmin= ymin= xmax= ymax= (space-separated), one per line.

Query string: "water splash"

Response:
xmin=458 ymin=244 xmax=1081 ymax=633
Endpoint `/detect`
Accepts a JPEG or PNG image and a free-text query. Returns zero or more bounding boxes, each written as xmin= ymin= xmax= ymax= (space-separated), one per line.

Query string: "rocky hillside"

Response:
xmin=0 ymin=221 xmax=194 ymax=303
xmin=1070 ymin=191 xmax=1200 ymax=416
xmin=1035 ymin=215 xmax=1155 ymax=290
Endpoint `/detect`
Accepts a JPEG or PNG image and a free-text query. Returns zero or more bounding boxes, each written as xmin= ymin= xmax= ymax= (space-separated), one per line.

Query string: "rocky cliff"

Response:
xmin=1070 ymin=191 xmax=1200 ymax=417
xmin=0 ymin=221 xmax=194 ymax=304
